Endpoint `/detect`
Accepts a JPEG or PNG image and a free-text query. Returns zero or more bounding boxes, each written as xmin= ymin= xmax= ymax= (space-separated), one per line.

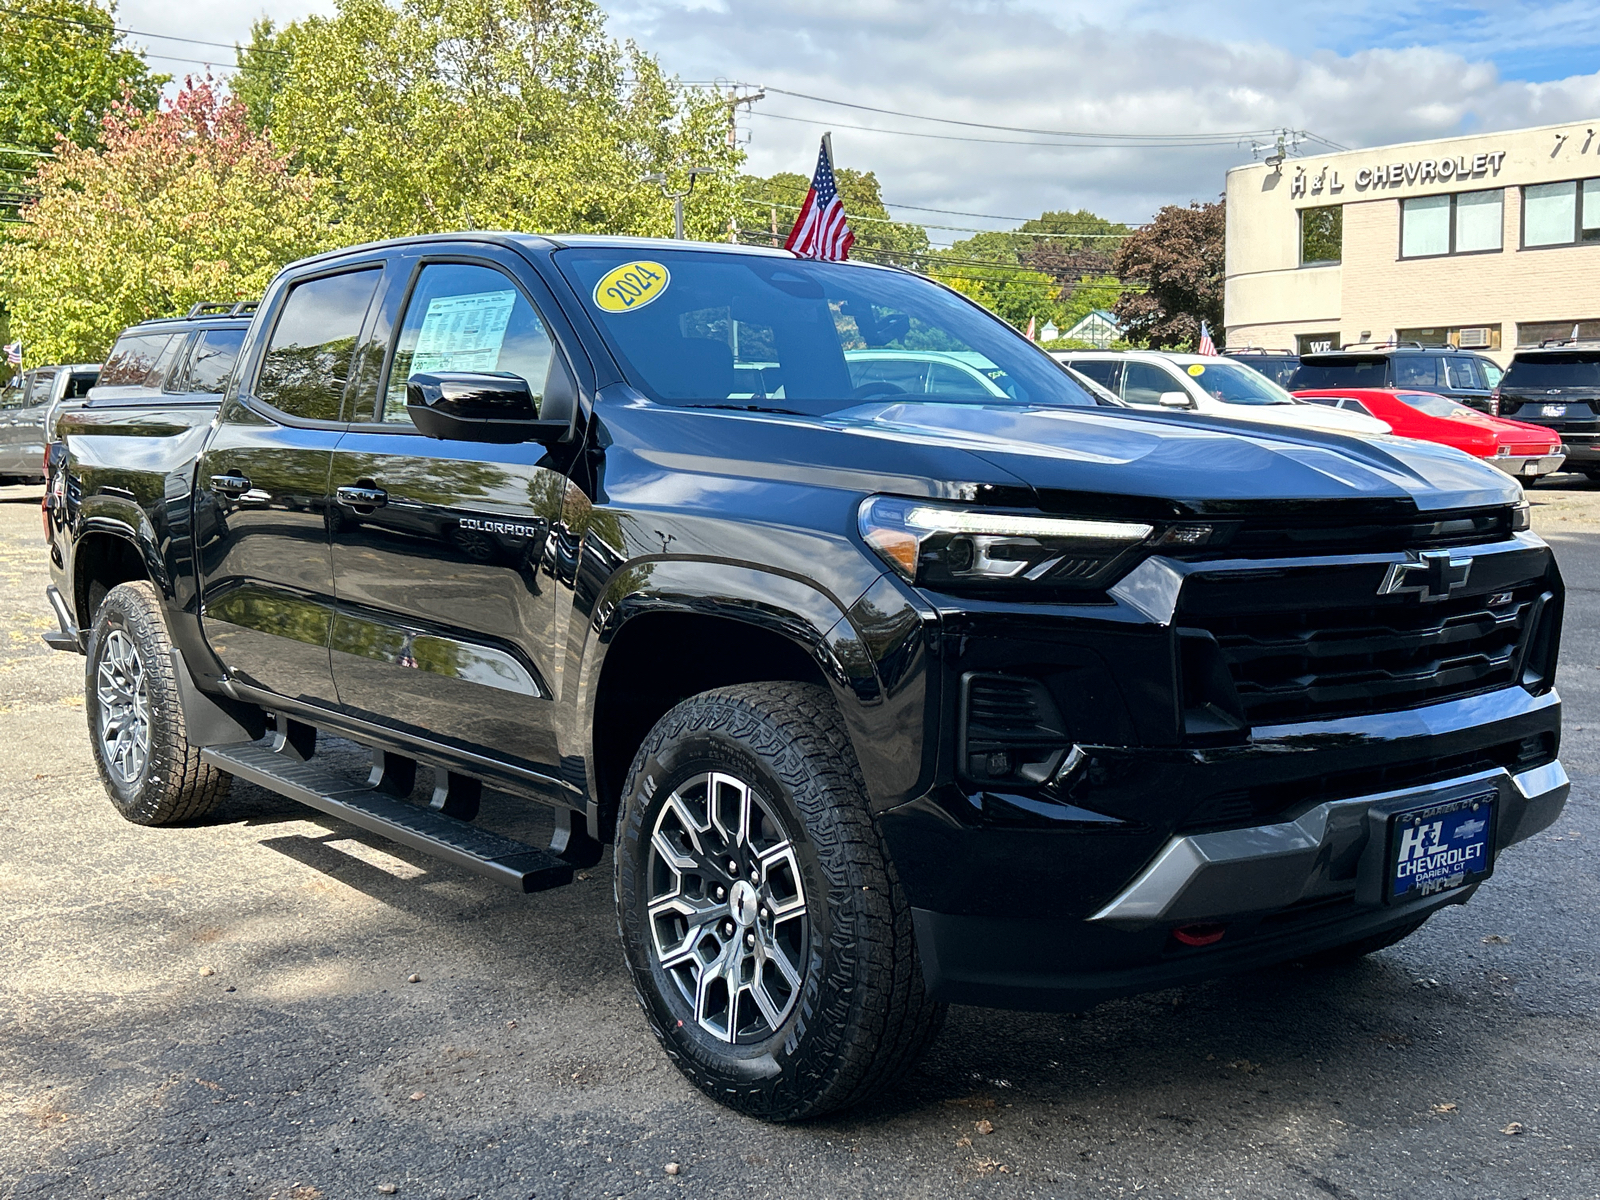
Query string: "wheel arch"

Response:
xmin=71 ymin=520 xmax=168 ymax=630
xmin=580 ymin=560 xmax=885 ymax=842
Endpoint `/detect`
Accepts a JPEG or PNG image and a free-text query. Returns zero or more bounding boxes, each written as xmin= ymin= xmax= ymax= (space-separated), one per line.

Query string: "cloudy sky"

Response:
xmin=120 ymin=0 xmax=1600 ymax=242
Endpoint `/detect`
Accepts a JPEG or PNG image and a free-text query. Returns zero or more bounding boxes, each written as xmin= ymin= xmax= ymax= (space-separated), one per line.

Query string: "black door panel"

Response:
xmin=327 ymin=432 xmax=569 ymax=770
xmin=195 ymin=413 xmax=343 ymax=701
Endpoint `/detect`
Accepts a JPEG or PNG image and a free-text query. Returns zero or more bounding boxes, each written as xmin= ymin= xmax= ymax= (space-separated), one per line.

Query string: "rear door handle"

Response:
xmin=209 ymin=473 xmax=251 ymax=497
xmin=336 ymin=484 xmax=387 ymax=508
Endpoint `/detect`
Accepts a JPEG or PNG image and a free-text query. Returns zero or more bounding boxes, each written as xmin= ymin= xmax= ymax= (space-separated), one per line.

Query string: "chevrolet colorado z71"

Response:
xmin=43 ymin=234 xmax=1568 ymax=1120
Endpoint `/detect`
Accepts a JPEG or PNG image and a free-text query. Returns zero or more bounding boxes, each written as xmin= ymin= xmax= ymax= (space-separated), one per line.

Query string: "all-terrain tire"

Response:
xmin=84 ymin=580 xmax=231 ymax=825
xmin=1298 ymin=916 xmax=1428 ymax=967
xmin=615 ymin=682 xmax=946 ymax=1121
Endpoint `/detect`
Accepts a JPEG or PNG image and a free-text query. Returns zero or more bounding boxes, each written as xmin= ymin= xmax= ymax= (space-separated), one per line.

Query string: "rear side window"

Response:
xmin=65 ymin=371 xmax=99 ymax=399
xmin=1065 ymin=359 xmax=1119 ymax=389
xmin=1445 ymin=358 xmax=1485 ymax=389
xmin=256 ymin=269 xmax=382 ymax=420
xmin=1393 ymin=356 xmax=1440 ymax=387
xmin=382 ymin=262 xmax=553 ymax=422
xmin=184 ymin=328 xmax=247 ymax=394
xmin=1339 ymin=398 xmax=1376 ymax=417
xmin=99 ymin=334 xmax=179 ymax=386
xmin=1502 ymin=354 xmax=1600 ymax=390
xmin=1289 ymin=358 xmax=1388 ymax=389
xmin=25 ymin=369 xmax=57 ymax=403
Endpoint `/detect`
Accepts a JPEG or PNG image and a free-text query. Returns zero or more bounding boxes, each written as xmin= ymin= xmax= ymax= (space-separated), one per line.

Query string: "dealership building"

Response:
xmin=1224 ymin=118 xmax=1600 ymax=363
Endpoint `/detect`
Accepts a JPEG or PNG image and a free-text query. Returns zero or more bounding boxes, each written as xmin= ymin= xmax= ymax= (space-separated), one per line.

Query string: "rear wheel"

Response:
xmin=85 ymin=581 xmax=230 ymax=825
xmin=615 ymin=682 xmax=944 ymax=1121
xmin=1580 ymin=467 xmax=1600 ymax=482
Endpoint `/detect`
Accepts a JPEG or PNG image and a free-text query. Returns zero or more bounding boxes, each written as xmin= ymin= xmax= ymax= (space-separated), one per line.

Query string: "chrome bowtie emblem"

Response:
xmin=1379 ymin=550 xmax=1472 ymax=602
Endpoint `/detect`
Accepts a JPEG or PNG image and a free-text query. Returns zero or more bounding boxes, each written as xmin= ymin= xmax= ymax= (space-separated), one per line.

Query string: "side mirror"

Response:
xmin=1158 ymin=391 xmax=1193 ymax=409
xmin=406 ymin=355 xmax=579 ymax=444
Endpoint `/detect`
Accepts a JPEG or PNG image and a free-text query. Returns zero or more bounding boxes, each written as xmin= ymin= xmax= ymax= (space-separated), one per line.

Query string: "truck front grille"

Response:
xmin=1189 ymin=586 xmax=1542 ymax=725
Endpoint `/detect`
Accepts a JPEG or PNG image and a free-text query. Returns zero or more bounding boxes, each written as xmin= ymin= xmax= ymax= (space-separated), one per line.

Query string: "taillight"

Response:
xmin=1490 ymin=388 xmax=1501 ymax=417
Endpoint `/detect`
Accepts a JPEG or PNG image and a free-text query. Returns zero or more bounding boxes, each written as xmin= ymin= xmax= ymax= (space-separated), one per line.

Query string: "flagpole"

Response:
xmin=822 ymin=132 xmax=834 ymax=170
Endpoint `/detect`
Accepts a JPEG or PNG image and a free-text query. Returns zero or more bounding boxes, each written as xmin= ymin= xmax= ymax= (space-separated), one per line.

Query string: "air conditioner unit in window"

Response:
xmin=1458 ymin=327 xmax=1492 ymax=349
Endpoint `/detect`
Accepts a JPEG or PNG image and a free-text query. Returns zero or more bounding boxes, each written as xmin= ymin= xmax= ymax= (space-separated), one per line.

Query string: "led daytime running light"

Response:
xmin=902 ymin=506 xmax=1153 ymax=542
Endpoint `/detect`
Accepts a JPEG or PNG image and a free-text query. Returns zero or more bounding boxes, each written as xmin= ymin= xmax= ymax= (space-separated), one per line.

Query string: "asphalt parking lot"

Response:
xmin=1 ymin=477 xmax=1597 ymax=1200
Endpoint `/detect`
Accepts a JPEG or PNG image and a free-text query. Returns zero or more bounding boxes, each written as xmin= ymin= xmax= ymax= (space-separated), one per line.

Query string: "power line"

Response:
xmin=0 ymin=5 xmax=290 ymax=56
xmin=753 ymin=108 xmax=1253 ymax=151
xmin=742 ymin=195 xmax=1134 ymax=239
xmin=757 ymin=84 xmax=1286 ymax=145
xmin=881 ymin=199 xmax=1146 ymax=227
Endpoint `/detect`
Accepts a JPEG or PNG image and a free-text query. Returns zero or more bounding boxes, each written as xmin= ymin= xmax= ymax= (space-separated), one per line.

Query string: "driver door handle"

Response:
xmin=336 ymin=484 xmax=388 ymax=508
xmin=209 ymin=473 xmax=251 ymax=497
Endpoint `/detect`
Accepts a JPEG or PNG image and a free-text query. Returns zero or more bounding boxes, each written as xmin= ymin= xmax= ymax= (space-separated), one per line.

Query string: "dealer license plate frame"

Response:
xmin=1387 ymin=790 xmax=1497 ymax=904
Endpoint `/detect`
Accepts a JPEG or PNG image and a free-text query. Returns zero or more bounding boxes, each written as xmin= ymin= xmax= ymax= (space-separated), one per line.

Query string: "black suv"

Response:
xmin=1494 ymin=344 xmax=1600 ymax=478
xmin=1289 ymin=345 xmax=1502 ymax=412
xmin=89 ymin=301 xmax=255 ymax=406
xmin=1224 ymin=347 xmax=1299 ymax=388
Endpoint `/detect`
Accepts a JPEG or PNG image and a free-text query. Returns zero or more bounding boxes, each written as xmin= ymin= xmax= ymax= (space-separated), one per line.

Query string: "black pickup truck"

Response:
xmin=43 ymin=234 xmax=1568 ymax=1120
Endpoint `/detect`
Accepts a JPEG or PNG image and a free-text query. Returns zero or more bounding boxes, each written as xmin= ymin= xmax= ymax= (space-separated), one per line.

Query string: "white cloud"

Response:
xmin=123 ymin=0 xmax=1600 ymax=229
xmin=608 ymin=0 xmax=1600 ymax=228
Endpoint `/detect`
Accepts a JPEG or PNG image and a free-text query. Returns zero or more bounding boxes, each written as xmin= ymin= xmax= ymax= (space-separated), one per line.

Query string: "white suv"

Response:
xmin=1053 ymin=350 xmax=1391 ymax=436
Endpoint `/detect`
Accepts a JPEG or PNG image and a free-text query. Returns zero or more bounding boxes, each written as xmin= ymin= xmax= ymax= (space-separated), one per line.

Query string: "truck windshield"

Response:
xmin=556 ymin=247 xmax=1096 ymax=414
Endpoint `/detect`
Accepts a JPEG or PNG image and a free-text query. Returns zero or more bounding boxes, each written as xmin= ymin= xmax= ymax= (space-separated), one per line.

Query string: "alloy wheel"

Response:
xmin=646 ymin=771 xmax=808 ymax=1043
xmin=97 ymin=628 xmax=151 ymax=785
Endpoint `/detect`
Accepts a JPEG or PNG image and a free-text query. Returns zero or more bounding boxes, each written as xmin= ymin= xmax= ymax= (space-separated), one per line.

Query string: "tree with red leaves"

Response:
xmin=1 ymin=78 xmax=337 ymax=363
xmin=1112 ymin=201 xmax=1225 ymax=350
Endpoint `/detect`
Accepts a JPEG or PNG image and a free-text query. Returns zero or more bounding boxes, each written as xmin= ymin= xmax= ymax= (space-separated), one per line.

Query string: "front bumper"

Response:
xmin=911 ymin=758 xmax=1565 ymax=1012
xmin=887 ymin=685 xmax=1566 ymax=1013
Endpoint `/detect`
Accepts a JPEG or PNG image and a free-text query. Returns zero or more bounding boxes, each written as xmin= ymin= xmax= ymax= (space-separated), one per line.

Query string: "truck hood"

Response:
xmin=831 ymin=401 xmax=1517 ymax=514
xmin=1197 ymin=400 xmax=1391 ymax=437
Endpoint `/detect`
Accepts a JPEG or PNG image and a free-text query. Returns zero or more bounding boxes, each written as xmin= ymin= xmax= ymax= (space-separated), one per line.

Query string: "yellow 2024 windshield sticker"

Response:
xmin=593 ymin=261 xmax=670 ymax=313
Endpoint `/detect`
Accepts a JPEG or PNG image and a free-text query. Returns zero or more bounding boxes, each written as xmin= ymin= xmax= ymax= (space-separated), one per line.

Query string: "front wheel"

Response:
xmin=85 ymin=581 xmax=231 ymax=825
xmin=615 ymin=682 xmax=944 ymax=1120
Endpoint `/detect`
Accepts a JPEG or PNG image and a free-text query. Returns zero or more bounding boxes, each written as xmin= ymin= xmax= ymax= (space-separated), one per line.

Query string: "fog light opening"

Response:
xmin=1172 ymin=922 xmax=1227 ymax=947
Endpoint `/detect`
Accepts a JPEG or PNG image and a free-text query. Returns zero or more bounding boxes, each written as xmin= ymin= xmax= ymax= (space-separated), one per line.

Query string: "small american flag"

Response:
xmin=784 ymin=135 xmax=854 ymax=261
xmin=3 ymin=342 xmax=20 ymax=366
xmin=1197 ymin=321 xmax=1218 ymax=357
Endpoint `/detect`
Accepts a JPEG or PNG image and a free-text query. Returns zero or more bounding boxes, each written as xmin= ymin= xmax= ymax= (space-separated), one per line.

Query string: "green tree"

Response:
xmin=236 ymin=0 xmax=742 ymax=242
xmin=231 ymin=18 xmax=297 ymax=136
xmin=0 ymin=0 xmax=164 ymax=155
xmin=738 ymin=167 xmax=929 ymax=266
xmin=1112 ymin=201 xmax=1225 ymax=349
xmin=925 ymin=207 xmax=1130 ymax=332
xmin=0 ymin=79 xmax=338 ymax=363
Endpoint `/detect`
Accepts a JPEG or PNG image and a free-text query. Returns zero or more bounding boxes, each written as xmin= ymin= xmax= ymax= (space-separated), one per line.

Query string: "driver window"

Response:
xmin=384 ymin=263 xmax=553 ymax=422
xmin=1122 ymin=362 xmax=1177 ymax=405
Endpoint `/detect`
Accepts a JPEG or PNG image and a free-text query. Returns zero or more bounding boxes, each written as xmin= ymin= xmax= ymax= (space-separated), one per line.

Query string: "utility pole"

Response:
xmin=646 ymin=167 xmax=716 ymax=240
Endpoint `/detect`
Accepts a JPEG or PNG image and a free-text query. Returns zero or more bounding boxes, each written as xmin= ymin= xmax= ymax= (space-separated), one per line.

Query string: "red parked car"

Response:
xmin=1295 ymin=387 xmax=1566 ymax=481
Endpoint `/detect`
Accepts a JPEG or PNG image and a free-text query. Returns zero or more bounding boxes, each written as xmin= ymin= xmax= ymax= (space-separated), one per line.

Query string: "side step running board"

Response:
xmin=202 ymin=742 xmax=575 ymax=894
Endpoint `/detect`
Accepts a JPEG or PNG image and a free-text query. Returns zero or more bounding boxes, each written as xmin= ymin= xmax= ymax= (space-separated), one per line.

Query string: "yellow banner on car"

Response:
xmin=593 ymin=261 xmax=671 ymax=313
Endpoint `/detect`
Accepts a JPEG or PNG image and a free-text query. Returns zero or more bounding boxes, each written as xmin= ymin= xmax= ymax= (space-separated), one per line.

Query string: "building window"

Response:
xmin=1523 ymin=179 xmax=1600 ymax=247
xmin=1518 ymin=318 xmax=1600 ymax=345
xmin=1300 ymin=206 xmax=1342 ymax=265
xmin=1296 ymin=332 xmax=1338 ymax=355
xmin=1397 ymin=324 xmax=1502 ymax=351
xmin=1400 ymin=189 xmax=1503 ymax=258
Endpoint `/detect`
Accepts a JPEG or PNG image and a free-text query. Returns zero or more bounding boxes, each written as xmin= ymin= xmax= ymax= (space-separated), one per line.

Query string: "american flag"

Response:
xmin=1197 ymin=321 xmax=1218 ymax=356
xmin=784 ymin=135 xmax=854 ymax=261
xmin=3 ymin=342 xmax=20 ymax=366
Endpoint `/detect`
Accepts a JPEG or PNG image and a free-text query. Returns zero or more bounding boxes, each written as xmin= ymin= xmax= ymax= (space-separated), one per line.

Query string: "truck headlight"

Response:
xmin=858 ymin=496 xmax=1155 ymax=590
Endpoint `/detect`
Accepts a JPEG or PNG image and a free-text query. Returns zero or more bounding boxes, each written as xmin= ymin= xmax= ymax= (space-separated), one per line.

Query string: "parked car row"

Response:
xmin=0 ymin=362 xmax=100 ymax=483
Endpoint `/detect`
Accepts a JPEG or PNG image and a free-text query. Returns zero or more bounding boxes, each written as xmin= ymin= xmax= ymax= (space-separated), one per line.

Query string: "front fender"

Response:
xmin=575 ymin=558 xmax=939 ymax=813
